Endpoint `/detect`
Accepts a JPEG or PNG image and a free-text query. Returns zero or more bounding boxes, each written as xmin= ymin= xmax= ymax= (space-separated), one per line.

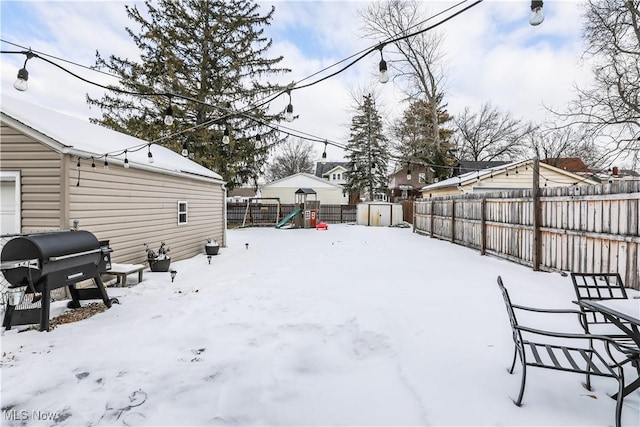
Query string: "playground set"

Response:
xmin=240 ymin=188 xmax=327 ymax=230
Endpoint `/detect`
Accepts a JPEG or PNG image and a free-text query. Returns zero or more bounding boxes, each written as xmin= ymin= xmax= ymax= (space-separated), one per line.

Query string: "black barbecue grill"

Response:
xmin=1 ymin=230 xmax=118 ymax=331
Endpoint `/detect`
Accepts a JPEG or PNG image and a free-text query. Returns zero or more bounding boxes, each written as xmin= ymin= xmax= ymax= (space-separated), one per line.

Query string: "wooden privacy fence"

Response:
xmin=414 ymin=182 xmax=640 ymax=290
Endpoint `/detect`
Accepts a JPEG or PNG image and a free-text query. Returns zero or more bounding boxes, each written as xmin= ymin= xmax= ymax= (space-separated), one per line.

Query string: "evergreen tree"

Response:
xmin=393 ymin=98 xmax=453 ymax=181
xmin=87 ymin=0 xmax=290 ymax=189
xmin=344 ymin=94 xmax=389 ymax=201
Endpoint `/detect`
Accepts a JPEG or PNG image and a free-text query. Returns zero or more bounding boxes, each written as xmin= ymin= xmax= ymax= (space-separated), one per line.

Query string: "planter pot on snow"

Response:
xmin=205 ymin=244 xmax=219 ymax=256
xmin=149 ymin=257 xmax=171 ymax=272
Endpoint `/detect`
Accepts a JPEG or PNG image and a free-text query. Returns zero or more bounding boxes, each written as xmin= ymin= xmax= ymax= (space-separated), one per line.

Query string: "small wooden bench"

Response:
xmin=104 ymin=263 xmax=145 ymax=287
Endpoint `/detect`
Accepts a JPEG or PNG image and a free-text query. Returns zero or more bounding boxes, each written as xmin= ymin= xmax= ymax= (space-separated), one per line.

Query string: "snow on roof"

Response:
xmin=1 ymin=95 xmax=223 ymax=182
xmin=421 ymin=158 xmax=597 ymax=191
xmin=262 ymin=172 xmax=343 ymax=188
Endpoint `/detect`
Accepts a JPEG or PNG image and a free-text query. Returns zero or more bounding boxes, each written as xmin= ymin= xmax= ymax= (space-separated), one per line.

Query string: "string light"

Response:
xmin=91 ymin=157 xmax=96 ymax=169
xmin=13 ymin=51 xmax=34 ymax=91
xmin=104 ymin=154 xmax=109 ymax=169
xmin=1 ymin=1 xmax=490 ymax=177
xmin=285 ymin=89 xmax=294 ymax=122
xmin=124 ymin=150 xmax=130 ymax=168
xmin=222 ymin=126 xmax=230 ymax=144
xmin=321 ymin=141 xmax=327 ymax=165
xmin=164 ymin=99 xmax=174 ymax=126
xmin=529 ymin=0 xmax=544 ymax=26
xmin=147 ymin=145 xmax=154 ymax=163
xmin=378 ymin=46 xmax=389 ymax=84
xmin=407 ymin=164 xmax=412 ymax=181
xmin=255 ymin=134 xmax=262 ymax=149
xmin=181 ymin=142 xmax=188 ymax=157
xmin=76 ymin=157 xmax=81 ymax=169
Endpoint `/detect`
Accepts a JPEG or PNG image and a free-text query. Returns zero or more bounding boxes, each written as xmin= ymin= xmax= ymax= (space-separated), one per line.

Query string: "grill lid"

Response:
xmin=1 ymin=230 xmax=101 ymax=287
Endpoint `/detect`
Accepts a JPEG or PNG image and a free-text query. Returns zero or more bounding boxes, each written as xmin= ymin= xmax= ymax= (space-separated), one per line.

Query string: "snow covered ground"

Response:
xmin=1 ymin=224 xmax=639 ymax=426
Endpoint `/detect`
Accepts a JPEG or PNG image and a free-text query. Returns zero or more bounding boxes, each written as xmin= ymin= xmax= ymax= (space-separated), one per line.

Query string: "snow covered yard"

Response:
xmin=1 ymin=224 xmax=638 ymax=426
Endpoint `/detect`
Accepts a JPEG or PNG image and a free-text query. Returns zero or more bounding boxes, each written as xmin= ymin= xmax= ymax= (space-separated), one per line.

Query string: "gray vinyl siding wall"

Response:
xmin=0 ymin=124 xmax=64 ymax=231
xmin=67 ymin=160 xmax=224 ymax=264
xmin=1 ymin=123 xmax=225 ymax=265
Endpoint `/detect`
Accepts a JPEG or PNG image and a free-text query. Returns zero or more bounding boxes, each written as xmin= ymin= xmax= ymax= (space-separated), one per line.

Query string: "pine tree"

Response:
xmin=344 ymin=94 xmax=389 ymax=201
xmin=87 ymin=0 xmax=290 ymax=189
xmin=393 ymin=98 xmax=453 ymax=181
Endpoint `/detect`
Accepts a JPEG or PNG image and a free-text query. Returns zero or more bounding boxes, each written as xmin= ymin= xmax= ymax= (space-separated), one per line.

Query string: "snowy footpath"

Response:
xmin=1 ymin=224 xmax=638 ymax=426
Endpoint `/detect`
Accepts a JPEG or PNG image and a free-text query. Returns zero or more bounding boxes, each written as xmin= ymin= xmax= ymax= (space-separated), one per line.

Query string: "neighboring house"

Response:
xmin=451 ymin=160 xmax=509 ymax=177
xmin=227 ymin=187 xmax=256 ymax=203
xmin=315 ymin=161 xmax=349 ymax=186
xmin=421 ymin=158 xmax=599 ymax=198
xmin=541 ymin=157 xmax=590 ymax=174
xmin=259 ymin=172 xmax=348 ymax=204
xmin=388 ymin=164 xmax=435 ymax=202
xmin=592 ymin=166 xmax=640 ymax=183
xmin=0 ymin=96 xmax=226 ymax=264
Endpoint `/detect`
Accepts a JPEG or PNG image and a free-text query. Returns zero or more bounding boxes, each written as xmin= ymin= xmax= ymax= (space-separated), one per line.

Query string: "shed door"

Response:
xmin=369 ymin=204 xmax=391 ymax=226
xmin=1 ymin=172 xmax=21 ymax=234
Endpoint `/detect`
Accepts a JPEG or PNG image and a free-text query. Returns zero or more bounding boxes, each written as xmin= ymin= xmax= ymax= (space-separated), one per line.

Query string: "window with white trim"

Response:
xmin=177 ymin=201 xmax=188 ymax=225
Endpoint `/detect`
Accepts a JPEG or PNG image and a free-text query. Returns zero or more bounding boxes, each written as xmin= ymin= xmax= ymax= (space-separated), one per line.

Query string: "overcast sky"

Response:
xmin=0 ymin=0 xmax=592 ymax=162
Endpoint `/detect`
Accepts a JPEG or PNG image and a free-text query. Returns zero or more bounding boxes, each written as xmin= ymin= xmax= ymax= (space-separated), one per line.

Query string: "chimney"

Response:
xmin=612 ymin=166 xmax=619 ymax=176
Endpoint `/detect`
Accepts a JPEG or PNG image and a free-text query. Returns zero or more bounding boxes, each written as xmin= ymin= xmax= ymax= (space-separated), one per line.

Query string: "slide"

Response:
xmin=275 ymin=207 xmax=302 ymax=229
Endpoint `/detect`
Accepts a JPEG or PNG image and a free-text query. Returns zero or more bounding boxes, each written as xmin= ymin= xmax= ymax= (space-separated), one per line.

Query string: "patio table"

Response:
xmin=575 ymin=298 xmax=640 ymax=398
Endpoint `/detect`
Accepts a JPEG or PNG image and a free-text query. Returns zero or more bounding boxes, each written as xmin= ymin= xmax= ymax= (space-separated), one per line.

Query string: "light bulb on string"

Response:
xmin=91 ymin=157 xmax=96 ymax=170
xmin=164 ymin=103 xmax=174 ymax=126
xmin=222 ymin=126 xmax=230 ymax=145
xmin=181 ymin=142 xmax=189 ymax=157
xmin=255 ymin=134 xmax=262 ymax=149
xmin=104 ymin=155 xmax=109 ymax=170
xmin=378 ymin=47 xmax=389 ymax=84
xmin=76 ymin=157 xmax=81 ymax=170
xmin=13 ymin=51 xmax=34 ymax=92
xmin=321 ymin=141 xmax=327 ymax=165
xmin=124 ymin=150 xmax=130 ymax=169
xmin=148 ymin=145 xmax=154 ymax=163
xmin=529 ymin=0 xmax=544 ymax=26
xmin=285 ymin=90 xmax=294 ymax=122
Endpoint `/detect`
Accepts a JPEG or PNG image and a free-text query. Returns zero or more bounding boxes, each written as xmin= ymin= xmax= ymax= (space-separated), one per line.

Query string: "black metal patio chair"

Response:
xmin=497 ymin=276 xmax=630 ymax=427
xmin=571 ymin=272 xmax=640 ymax=389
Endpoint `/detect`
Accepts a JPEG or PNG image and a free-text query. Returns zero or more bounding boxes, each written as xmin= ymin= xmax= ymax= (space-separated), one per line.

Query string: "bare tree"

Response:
xmin=360 ymin=0 xmax=447 ymax=148
xmin=555 ymin=0 xmax=640 ymax=163
xmin=526 ymin=125 xmax=606 ymax=171
xmin=453 ymin=103 xmax=535 ymax=161
xmin=265 ymin=138 xmax=316 ymax=182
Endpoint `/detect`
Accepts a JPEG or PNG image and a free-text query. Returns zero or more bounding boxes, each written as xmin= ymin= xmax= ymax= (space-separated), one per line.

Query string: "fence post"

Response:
xmin=430 ymin=199 xmax=435 ymax=238
xmin=481 ymin=197 xmax=487 ymax=255
xmin=532 ymin=157 xmax=542 ymax=271
xmin=451 ymin=199 xmax=456 ymax=243
xmin=412 ymin=201 xmax=416 ymax=233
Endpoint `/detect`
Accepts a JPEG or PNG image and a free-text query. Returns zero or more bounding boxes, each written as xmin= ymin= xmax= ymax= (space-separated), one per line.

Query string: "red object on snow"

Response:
xmin=316 ymin=222 xmax=328 ymax=230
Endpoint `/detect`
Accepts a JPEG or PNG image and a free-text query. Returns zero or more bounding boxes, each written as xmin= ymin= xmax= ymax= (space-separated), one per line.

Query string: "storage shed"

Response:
xmin=0 ymin=96 xmax=226 ymax=265
xmin=356 ymin=202 xmax=403 ymax=227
